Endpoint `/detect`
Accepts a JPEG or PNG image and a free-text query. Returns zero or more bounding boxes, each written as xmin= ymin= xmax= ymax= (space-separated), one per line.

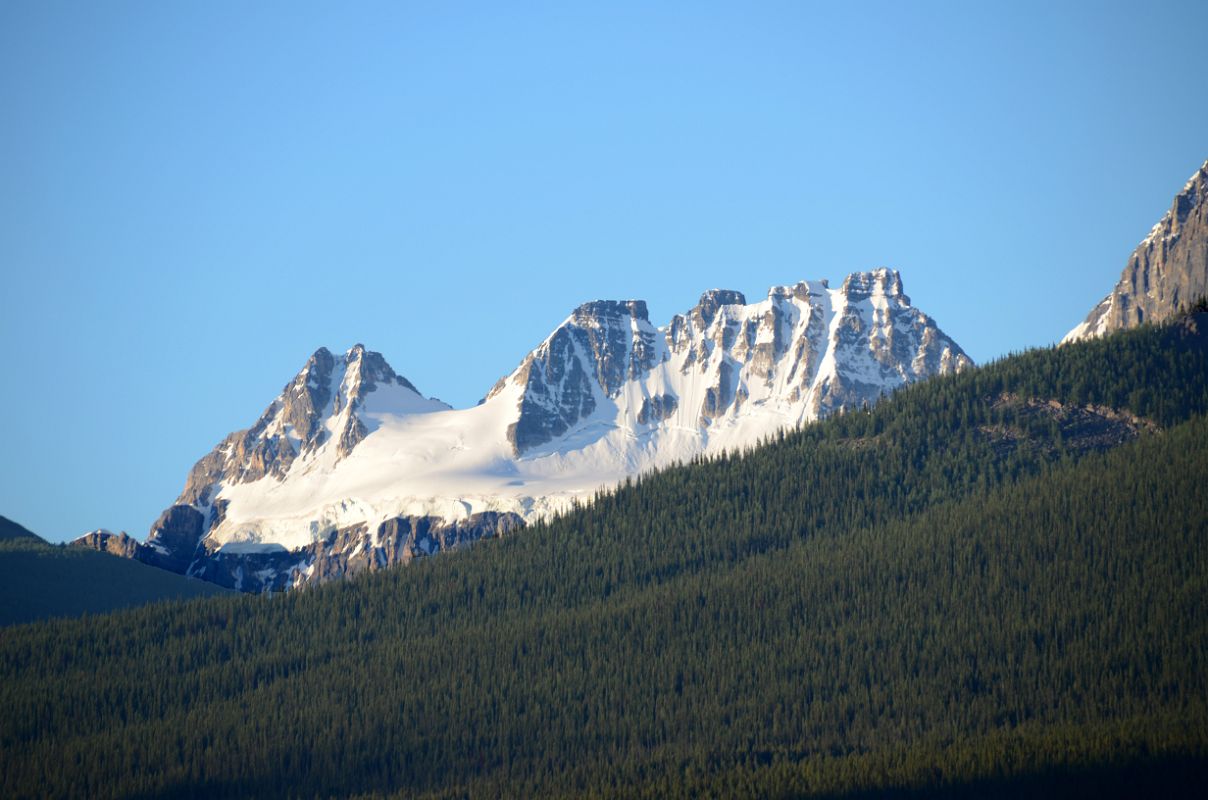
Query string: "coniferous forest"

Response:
xmin=2 ymin=317 xmax=1207 ymax=798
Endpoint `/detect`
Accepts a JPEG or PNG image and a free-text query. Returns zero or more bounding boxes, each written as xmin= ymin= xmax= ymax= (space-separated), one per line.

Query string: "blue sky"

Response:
xmin=2 ymin=0 xmax=1206 ymax=542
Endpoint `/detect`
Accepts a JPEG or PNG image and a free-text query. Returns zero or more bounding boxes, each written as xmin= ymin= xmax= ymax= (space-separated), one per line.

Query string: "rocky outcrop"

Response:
xmin=179 ymin=345 xmax=443 ymax=507
xmin=185 ymin=512 xmax=525 ymax=592
xmin=494 ymin=271 xmax=969 ymax=455
xmin=494 ymin=299 xmax=660 ymax=454
xmin=637 ymin=393 xmax=679 ymax=425
xmin=979 ymin=394 xmax=1159 ymax=458
xmin=140 ymin=505 xmax=207 ymax=573
xmin=74 ymin=529 xmax=141 ymax=558
xmin=1065 ymin=159 xmax=1208 ymax=342
xmin=75 ymin=506 xmax=204 ymax=569
xmin=808 ymin=270 xmax=970 ymax=417
xmin=77 ymin=508 xmax=524 ymax=593
xmin=693 ymin=289 xmax=747 ymax=328
xmin=700 ymin=361 xmax=735 ymax=424
xmin=77 ymin=507 xmax=208 ymax=572
xmin=660 ymin=270 xmax=971 ymax=423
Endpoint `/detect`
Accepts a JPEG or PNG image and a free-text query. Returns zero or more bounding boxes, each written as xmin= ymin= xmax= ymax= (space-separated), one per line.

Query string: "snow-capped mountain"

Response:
xmin=176 ymin=343 xmax=451 ymax=510
xmin=77 ymin=268 xmax=971 ymax=591
xmin=1064 ymin=159 xmax=1208 ymax=343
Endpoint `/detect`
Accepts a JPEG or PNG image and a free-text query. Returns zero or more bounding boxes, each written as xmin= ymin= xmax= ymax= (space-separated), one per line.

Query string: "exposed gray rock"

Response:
xmin=73 ymin=530 xmax=141 ymax=559
xmin=783 ymin=286 xmax=828 ymax=392
xmin=179 ymin=345 xmax=438 ymax=507
xmin=74 ymin=507 xmax=206 ymax=576
xmin=700 ymin=361 xmax=735 ymax=425
xmin=661 ymin=270 xmax=971 ymax=423
xmin=979 ymin=394 xmax=1159 ymax=459
xmin=693 ymin=289 xmax=747 ymax=328
xmin=500 ymin=299 xmax=657 ymax=454
xmin=182 ymin=512 xmax=525 ymax=592
xmin=505 ymin=333 xmax=597 ymax=454
xmin=574 ymin=301 xmax=654 ymax=393
xmin=748 ymin=304 xmax=789 ymax=384
xmin=637 ymin=393 xmax=679 ymax=425
xmin=1066 ymin=159 xmax=1208 ymax=341
xmin=840 ymin=269 xmax=903 ymax=302
xmin=497 ymin=270 xmax=968 ymax=453
xmin=142 ymin=505 xmax=206 ymax=573
xmin=209 ymin=498 xmax=229 ymax=529
xmin=811 ymin=269 xmax=970 ymax=418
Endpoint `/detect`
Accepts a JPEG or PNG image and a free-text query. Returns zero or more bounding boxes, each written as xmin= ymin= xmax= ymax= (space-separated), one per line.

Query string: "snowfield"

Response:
xmin=199 ymin=271 xmax=970 ymax=553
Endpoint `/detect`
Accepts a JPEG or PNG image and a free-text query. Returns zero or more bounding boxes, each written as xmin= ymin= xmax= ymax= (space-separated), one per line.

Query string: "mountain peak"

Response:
xmin=765 ymin=280 xmax=831 ymax=305
xmin=1171 ymin=161 xmax=1207 ymax=229
xmin=694 ymin=289 xmax=746 ymax=327
xmin=572 ymin=300 xmax=649 ymax=324
xmin=495 ymin=299 xmax=661 ymax=452
xmin=176 ymin=344 xmax=443 ymax=509
xmin=338 ymin=344 xmax=418 ymax=394
xmin=497 ymin=272 xmax=967 ymax=456
xmin=1065 ymin=158 xmax=1208 ymax=342
xmin=841 ymin=268 xmax=904 ymax=299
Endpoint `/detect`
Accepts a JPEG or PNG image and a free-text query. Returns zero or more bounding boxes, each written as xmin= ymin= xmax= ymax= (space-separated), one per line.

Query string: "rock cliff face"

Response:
xmin=487 ymin=299 xmax=660 ymax=454
xmin=179 ymin=344 xmax=445 ymax=509
xmin=76 ymin=508 xmax=524 ymax=593
xmin=489 ymin=268 xmax=970 ymax=457
xmin=77 ymin=269 xmax=970 ymax=593
xmin=1065 ymin=160 xmax=1208 ymax=342
xmin=75 ymin=529 xmax=141 ymax=559
xmin=176 ymin=512 xmax=525 ymax=592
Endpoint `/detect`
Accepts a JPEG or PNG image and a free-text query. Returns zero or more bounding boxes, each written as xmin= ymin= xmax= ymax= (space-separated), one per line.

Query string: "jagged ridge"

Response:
xmin=77 ymin=268 xmax=970 ymax=592
xmin=1065 ymin=159 xmax=1208 ymax=342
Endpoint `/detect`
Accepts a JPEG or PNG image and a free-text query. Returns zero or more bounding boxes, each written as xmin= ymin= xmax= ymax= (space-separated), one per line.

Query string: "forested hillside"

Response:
xmin=0 ymin=515 xmax=41 ymax=541
xmin=1 ymin=317 xmax=1206 ymax=798
xmin=0 ymin=517 xmax=228 ymax=627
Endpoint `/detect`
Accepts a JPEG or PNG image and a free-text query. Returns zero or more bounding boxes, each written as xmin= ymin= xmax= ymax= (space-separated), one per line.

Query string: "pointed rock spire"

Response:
xmin=1065 ymin=159 xmax=1208 ymax=342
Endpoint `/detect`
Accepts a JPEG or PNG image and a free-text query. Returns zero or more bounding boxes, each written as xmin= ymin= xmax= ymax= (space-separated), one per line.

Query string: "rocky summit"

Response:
xmin=1065 ymin=159 xmax=1208 ymax=342
xmin=76 ymin=269 xmax=970 ymax=592
xmin=178 ymin=344 xmax=450 ymax=509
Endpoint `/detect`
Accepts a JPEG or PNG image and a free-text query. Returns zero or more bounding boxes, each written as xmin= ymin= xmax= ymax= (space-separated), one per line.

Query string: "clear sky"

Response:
xmin=2 ymin=0 xmax=1206 ymax=542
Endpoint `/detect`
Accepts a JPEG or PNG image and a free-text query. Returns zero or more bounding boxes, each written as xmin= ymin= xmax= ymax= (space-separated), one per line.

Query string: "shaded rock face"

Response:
xmin=693 ymin=289 xmax=747 ymax=328
xmin=1066 ymin=160 xmax=1208 ymax=342
xmin=979 ymin=394 xmax=1159 ymax=459
xmin=73 ymin=508 xmax=205 ymax=574
xmin=179 ymin=345 xmax=436 ymax=507
xmin=186 ymin=512 xmax=525 ymax=592
xmin=78 ymin=510 xmax=524 ymax=594
xmin=74 ymin=530 xmax=141 ymax=559
xmin=497 ymin=299 xmax=659 ymax=454
xmin=141 ymin=506 xmax=206 ymax=573
xmin=187 ymin=549 xmax=305 ymax=593
xmin=637 ymin=393 xmax=678 ymax=425
xmin=700 ymin=361 xmax=735 ymax=424
xmin=1178 ymin=310 xmax=1208 ymax=339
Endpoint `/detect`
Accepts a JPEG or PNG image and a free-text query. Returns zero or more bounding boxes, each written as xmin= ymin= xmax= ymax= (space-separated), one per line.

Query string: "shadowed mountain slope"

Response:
xmin=0 ymin=516 xmax=228 ymax=626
